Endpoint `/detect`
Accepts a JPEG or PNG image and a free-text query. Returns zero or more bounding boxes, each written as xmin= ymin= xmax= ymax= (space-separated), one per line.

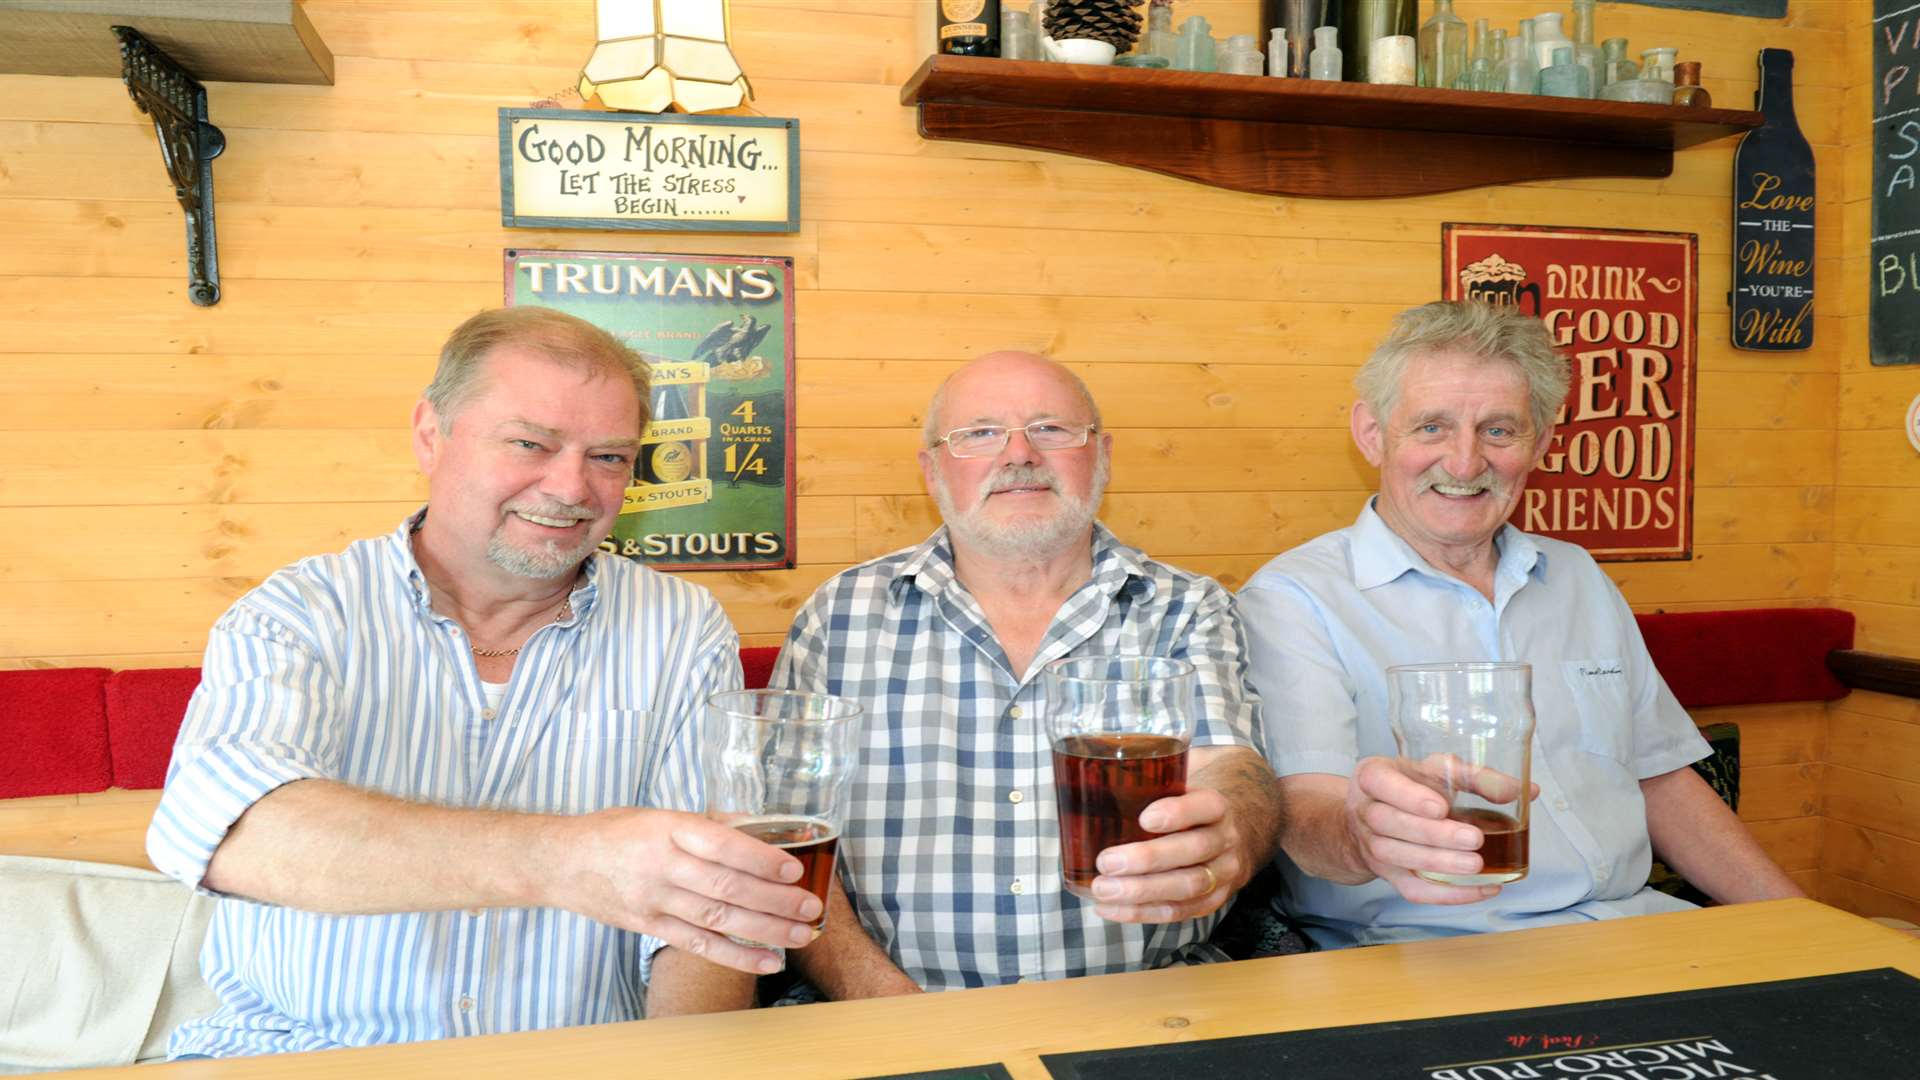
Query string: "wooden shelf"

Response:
xmin=0 ymin=0 xmax=333 ymax=85
xmin=900 ymin=54 xmax=1761 ymax=199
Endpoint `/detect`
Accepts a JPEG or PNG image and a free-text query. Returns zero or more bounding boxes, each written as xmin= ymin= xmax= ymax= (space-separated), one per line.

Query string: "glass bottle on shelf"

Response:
xmin=1498 ymin=19 xmax=1538 ymax=94
xmin=1342 ymin=0 xmax=1415 ymax=85
xmin=1370 ymin=34 xmax=1416 ymax=84
xmin=1600 ymin=37 xmax=1633 ymax=86
xmin=939 ymin=0 xmax=1002 ymax=56
xmin=1451 ymin=17 xmax=1489 ymax=89
xmin=1641 ymin=46 xmax=1676 ymax=84
xmin=1671 ymin=60 xmax=1711 ymax=107
xmin=1310 ymin=24 xmax=1342 ymax=80
xmin=1479 ymin=28 xmax=1507 ymax=90
xmin=1570 ymin=0 xmax=1601 ymax=99
xmin=1173 ymin=15 xmax=1217 ymax=71
xmin=1531 ymin=10 xmax=1569 ymax=78
xmin=1418 ymin=0 xmax=1467 ymax=88
xmin=1000 ymin=8 xmax=1039 ymax=60
xmin=1268 ymin=28 xmax=1289 ymax=77
xmin=1144 ymin=0 xmax=1175 ymax=64
xmin=1221 ymin=33 xmax=1265 ymax=74
xmin=1538 ymin=45 xmax=1591 ymax=98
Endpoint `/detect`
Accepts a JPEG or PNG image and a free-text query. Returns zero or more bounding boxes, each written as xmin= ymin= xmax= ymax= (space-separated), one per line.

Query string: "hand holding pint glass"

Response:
xmin=702 ymin=689 xmax=863 ymax=943
xmin=1386 ymin=662 xmax=1536 ymax=885
xmin=1044 ymin=656 xmax=1196 ymax=900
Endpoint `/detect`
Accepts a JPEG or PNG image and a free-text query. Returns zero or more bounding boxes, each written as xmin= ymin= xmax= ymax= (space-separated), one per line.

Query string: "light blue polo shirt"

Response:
xmin=1239 ymin=499 xmax=1710 ymax=948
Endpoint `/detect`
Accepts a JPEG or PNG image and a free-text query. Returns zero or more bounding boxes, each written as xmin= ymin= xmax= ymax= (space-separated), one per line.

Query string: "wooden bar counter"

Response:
xmin=71 ymin=899 xmax=1920 ymax=1078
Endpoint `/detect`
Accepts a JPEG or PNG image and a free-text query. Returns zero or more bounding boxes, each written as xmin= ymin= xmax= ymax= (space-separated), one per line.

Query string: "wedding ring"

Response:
xmin=1198 ymin=863 xmax=1218 ymax=896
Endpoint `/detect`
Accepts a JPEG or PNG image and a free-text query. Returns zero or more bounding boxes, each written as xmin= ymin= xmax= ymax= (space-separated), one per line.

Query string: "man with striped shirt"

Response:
xmin=771 ymin=351 xmax=1282 ymax=996
xmin=148 ymin=308 xmax=820 ymax=1057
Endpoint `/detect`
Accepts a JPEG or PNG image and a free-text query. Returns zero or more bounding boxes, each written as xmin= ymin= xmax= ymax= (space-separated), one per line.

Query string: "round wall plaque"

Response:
xmin=1907 ymin=391 xmax=1920 ymax=455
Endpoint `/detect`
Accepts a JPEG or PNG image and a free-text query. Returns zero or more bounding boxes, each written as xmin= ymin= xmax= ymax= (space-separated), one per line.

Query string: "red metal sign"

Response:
xmin=1443 ymin=224 xmax=1697 ymax=562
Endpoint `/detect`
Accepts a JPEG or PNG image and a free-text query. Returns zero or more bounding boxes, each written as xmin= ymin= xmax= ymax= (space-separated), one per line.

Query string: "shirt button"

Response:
xmin=481 ymin=708 xmax=496 ymax=721
xmin=1554 ymin=798 xmax=1569 ymax=811
xmin=1009 ymin=879 xmax=1024 ymax=895
xmin=1008 ymin=789 xmax=1024 ymax=804
xmin=457 ymin=994 xmax=474 ymax=1012
xmin=1008 ymin=705 xmax=1024 ymax=719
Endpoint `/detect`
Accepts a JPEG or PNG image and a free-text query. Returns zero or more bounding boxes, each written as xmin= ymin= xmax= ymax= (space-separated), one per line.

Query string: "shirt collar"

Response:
xmin=385 ymin=506 xmax=603 ymax=618
xmin=1349 ymin=496 xmax=1546 ymax=592
xmin=889 ymin=522 xmax=1154 ymax=604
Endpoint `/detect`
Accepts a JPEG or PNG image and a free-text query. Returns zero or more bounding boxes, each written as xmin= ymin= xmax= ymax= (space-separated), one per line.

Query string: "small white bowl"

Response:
xmin=1044 ymin=37 xmax=1118 ymax=65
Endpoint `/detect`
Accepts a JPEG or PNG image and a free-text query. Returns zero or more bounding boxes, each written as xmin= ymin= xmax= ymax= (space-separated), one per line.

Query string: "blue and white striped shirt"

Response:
xmin=148 ymin=514 xmax=740 ymax=1058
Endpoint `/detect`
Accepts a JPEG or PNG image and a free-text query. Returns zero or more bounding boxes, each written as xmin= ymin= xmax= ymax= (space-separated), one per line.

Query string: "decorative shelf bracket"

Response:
xmin=113 ymin=26 xmax=226 ymax=306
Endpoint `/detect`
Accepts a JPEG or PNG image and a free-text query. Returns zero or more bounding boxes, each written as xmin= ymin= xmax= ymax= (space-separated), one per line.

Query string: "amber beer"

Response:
xmin=1053 ymin=733 xmax=1189 ymax=898
xmin=734 ymin=816 xmax=839 ymax=935
xmin=1450 ymin=807 xmax=1528 ymax=882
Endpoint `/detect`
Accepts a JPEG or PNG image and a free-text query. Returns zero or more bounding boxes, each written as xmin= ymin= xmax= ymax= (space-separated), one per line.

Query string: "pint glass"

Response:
xmin=1043 ymin=656 xmax=1196 ymax=899
xmin=702 ymin=689 xmax=864 ymax=940
xmin=1386 ymin=662 xmax=1536 ymax=885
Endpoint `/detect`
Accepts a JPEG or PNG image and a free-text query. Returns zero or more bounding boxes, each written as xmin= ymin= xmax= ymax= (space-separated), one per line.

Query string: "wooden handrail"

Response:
xmin=1828 ymin=649 xmax=1920 ymax=701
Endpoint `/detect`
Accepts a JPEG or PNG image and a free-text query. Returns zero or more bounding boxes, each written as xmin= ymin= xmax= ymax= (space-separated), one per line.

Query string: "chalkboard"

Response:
xmin=1873 ymin=0 xmax=1920 ymax=364
xmin=1042 ymin=969 xmax=1920 ymax=1080
xmin=1619 ymin=0 xmax=1784 ymax=17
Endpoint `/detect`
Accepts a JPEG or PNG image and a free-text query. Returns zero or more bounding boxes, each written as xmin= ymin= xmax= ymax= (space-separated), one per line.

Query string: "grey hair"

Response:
xmin=424 ymin=307 xmax=652 ymax=435
xmin=921 ymin=352 xmax=1104 ymax=446
xmin=1354 ymin=300 xmax=1569 ymax=438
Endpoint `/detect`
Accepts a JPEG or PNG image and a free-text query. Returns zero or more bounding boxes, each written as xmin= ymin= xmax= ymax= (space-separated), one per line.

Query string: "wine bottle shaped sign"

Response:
xmin=1730 ymin=48 xmax=1813 ymax=352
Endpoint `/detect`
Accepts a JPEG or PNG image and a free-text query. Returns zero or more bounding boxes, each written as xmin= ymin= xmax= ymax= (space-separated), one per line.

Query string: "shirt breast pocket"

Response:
xmin=1560 ymin=659 xmax=1632 ymax=764
xmin=552 ymin=708 xmax=649 ymax=814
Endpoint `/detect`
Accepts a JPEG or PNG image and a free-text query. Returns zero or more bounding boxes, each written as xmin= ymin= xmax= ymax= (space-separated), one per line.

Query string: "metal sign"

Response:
xmin=506 ymin=249 xmax=796 ymax=571
xmin=1445 ymin=224 xmax=1698 ymax=562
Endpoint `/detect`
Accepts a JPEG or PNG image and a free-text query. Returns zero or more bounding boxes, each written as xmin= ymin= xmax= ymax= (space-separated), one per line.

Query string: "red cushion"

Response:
xmin=0 ymin=667 xmax=112 ymax=797
xmin=105 ymin=667 xmax=203 ymax=790
xmin=740 ymin=646 xmax=779 ymax=691
xmin=1635 ymin=607 xmax=1854 ymax=709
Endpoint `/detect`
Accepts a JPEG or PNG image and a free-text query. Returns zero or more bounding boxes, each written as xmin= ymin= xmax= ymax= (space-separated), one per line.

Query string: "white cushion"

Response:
xmin=0 ymin=856 xmax=217 ymax=1071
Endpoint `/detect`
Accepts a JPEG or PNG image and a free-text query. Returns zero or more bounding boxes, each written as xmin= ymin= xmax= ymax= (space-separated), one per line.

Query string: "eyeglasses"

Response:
xmin=931 ymin=419 xmax=1098 ymax=459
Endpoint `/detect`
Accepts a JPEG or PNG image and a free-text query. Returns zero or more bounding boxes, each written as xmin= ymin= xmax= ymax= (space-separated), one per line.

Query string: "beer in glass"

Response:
xmin=1386 ymin=661 xmax=1536 ymax=884
xmin=702 ymin=689 xmax=864 ymax=940
xmin=1043 ymin=656 xmax=1196 ymax=899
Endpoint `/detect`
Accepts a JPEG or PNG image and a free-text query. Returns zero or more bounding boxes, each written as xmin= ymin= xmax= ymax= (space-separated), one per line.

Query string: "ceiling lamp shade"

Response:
xmin=578 ymin=0 xmax=752 ymax=114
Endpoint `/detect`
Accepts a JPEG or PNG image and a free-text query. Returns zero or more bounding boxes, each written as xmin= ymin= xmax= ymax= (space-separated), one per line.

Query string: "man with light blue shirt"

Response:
xmin=148 ymin=307 xmax=822 ymax=1057
xmin=1238 ymin=300 xmax=1800 ymax=949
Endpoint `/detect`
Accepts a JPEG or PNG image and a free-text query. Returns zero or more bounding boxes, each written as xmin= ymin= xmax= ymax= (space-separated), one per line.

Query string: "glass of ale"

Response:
xmin=1043 ymin=655 xmax=1197 ymax=900
xmin=702 ymin=689 xmax=864 ymax=942
xmin=1386 ymin=662 xmax=1536 ymax=885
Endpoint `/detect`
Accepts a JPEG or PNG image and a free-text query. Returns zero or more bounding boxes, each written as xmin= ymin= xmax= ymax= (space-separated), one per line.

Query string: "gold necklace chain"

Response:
xmin=470 ymin=597 xmax=572 ymax=658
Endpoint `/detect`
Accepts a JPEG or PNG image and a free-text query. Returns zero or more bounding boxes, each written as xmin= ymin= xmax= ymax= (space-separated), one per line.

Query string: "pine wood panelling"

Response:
xmin=1817 ymin=873 xmax=1920 ymax=926
xmin=1691 ymin=702 xmax=1825 ymax=768
xmin=1739 ymin=763 xmax=1823 ymax=824
xmin=0 ymin=789 xmax=162 ymax=870
xmin=1825 ymin=766 xmax=1920 ymax=846
xmin=1747 ymin=817 xmax=1822 ymax=873
xmin=1828 ymin=709 xmax=1920 ymax=785
xmin=1824 ymin=819 xmax=1920 ymax=901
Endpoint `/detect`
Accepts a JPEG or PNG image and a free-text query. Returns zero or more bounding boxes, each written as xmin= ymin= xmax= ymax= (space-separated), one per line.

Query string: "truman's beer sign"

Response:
xmin=1444 ymin=224 xmax=1697 ymax=562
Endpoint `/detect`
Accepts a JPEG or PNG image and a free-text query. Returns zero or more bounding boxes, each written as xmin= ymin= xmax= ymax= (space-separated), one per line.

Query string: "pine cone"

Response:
xmin=1043 ymin=0 xmax=1145 ymax=51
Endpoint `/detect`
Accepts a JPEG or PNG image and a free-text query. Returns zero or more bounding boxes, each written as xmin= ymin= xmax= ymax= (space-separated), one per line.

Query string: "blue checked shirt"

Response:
xmin=771 ymin=525 xmax=1262 ymax=990
xmin=148 ymin=514 xmax=740 ymax=1058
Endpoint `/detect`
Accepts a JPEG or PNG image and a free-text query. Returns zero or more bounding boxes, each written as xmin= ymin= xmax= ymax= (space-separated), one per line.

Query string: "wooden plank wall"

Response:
xmin=1826 ymin=0 xmax=1920 ymax=924
xmin=0 ymin=2 xmax=1854 ymax=896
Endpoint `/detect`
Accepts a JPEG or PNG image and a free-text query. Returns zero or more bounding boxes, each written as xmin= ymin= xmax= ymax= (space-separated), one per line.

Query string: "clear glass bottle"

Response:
xmin=1268 ymin=27 xmax=1289 ymax=77
xmin=1000 ymin=9 xmax=1039 ymax=60
xmin=1342 ymin=0 xmax=1415 ymax=85
xmin=1538 ymin=45 xmax=1592 ymax=98
xmin=1499 ymin=18 xmax=1538 ymax=94
xmin=1531 ymin=10 xmax=1569 ymax=76
xmin=1481 ymin=28 xmax=1508 ymax=90
xmin=1221 ymin=32 xmax=1266 ymax=75
xmin=1641 ymin=46 xmax=1677 ymax=84
xmin=1143 ymin=0 xmax=1176 ymax=64
xmin=1310 ymin=24 xmax=1342 ymax=80
xmin=1173 ymin=15 xmax=1216 ymax=71
xmin=1570 ymin=0 xmax=1601 ymax=99
xmin=1418 ymin=0 xmax=1468 ymax=89
xmin=1600 ymin=36 xmax=1633 ymax=86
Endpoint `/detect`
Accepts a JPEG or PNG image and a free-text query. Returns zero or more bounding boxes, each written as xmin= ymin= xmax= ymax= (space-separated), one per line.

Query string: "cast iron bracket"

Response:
xmin=113 ymin=26 xmax=226 ymax=306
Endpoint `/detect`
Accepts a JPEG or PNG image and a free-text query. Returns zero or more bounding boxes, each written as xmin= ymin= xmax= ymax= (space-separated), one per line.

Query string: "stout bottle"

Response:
xmin=938 ymin=0 xmax=1001 ymax=57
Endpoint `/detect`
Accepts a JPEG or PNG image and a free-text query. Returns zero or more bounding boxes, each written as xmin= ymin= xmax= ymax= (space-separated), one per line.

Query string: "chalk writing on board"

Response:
xmin=1871 ymin=1 xmax=1920 ymax=364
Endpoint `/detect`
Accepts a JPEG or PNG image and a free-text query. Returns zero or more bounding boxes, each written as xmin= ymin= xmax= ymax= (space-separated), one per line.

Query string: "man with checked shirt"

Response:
xmin=769 ymin=351 xmax=1282 ymax=996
